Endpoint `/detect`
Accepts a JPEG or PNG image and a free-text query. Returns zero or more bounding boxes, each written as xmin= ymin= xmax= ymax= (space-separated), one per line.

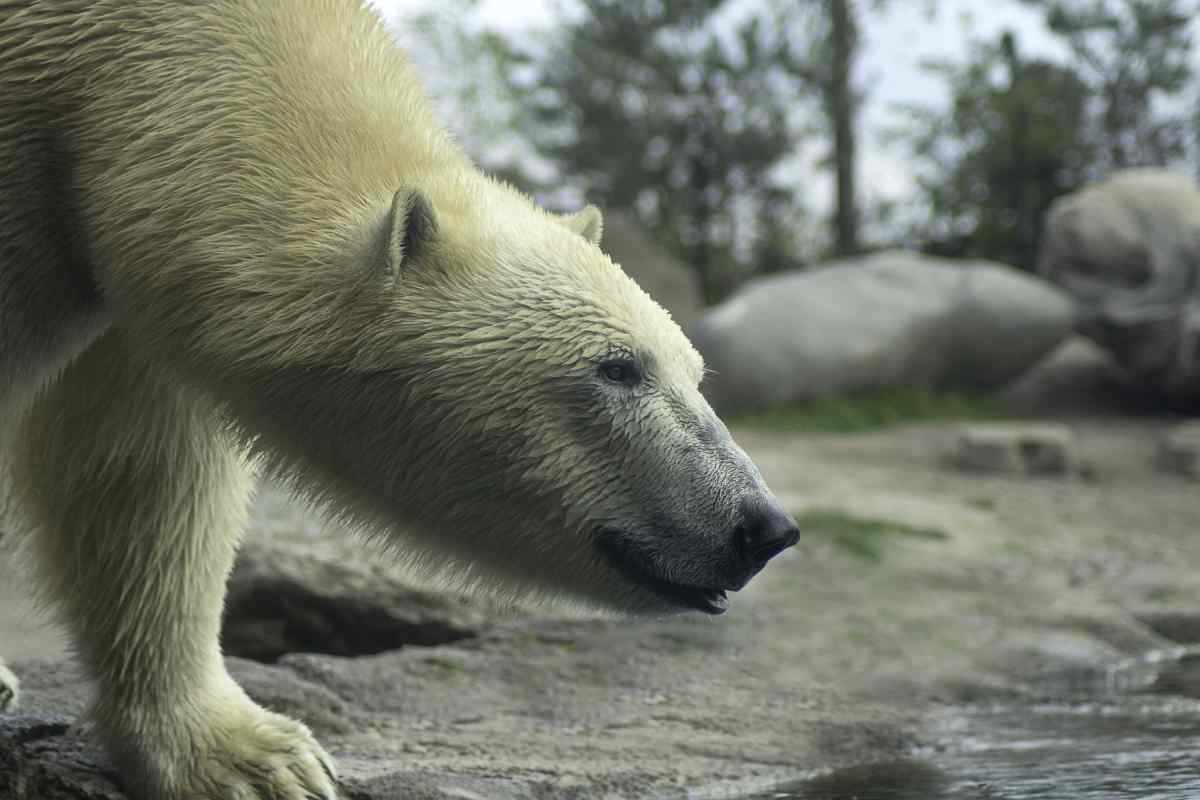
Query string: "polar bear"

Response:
xmin=0 ymin=1 xmax=800 ymax=798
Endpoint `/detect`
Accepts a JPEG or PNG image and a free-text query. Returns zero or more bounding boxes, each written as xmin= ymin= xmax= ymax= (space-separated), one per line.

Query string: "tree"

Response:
xmin=1023 ymin=0 xmax=1197 ymax=173
xmin=391 ymin=0 xmax=543 ymax=181
xmin=514 ymin=0 xmax=813 ymax=302
xmin=901 ymin=31 xmax=1094 ymax=269
xmin=800 ymin=1 xmax=940 ymax=258
xmin=802 ymin=0 xmax=863 ymax=257
xmin=828 ymin=1 xmax=857 ymax=257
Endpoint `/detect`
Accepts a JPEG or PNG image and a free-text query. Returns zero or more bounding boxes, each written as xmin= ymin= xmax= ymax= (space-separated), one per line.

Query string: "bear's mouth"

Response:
xmin=596 ymin=530 xmax=730 ymax=615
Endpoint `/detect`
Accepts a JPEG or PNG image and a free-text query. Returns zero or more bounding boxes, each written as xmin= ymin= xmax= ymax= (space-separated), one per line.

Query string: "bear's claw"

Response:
xmin=118 ymin=697 xmax=339 ymax=800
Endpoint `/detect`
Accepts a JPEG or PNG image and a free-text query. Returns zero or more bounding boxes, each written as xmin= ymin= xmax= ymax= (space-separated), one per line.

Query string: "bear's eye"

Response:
xmin=598 ymin=359 xmax=641 ymax=386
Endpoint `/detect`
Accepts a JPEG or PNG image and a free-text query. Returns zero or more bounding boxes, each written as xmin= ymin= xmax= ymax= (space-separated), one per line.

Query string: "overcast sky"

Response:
xmin=370 ymin=1 xmax=1192 ymax=218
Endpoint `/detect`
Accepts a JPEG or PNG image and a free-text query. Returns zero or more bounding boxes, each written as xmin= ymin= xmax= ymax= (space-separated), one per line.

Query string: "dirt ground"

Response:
xmin=734 ymin=416 xmax=1200 ymax=700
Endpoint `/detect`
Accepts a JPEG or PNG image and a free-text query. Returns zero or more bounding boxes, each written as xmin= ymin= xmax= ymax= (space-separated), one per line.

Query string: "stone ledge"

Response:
xmin=951 ymin=423 xmax=1075 ymax=476
xmin=1156 ymin=423 xmax=1200 ymax=480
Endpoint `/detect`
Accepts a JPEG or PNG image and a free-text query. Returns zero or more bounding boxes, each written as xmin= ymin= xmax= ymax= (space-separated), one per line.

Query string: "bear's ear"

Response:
xmin=556 ymin=205 xmax=604 ymax=245
xmin=379 ymin=187 xmax=439 ymax=277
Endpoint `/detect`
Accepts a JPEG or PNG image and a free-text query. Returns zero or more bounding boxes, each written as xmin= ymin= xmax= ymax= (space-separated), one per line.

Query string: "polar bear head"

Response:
xmin=262 ymin=184 xmax=799 ymax=615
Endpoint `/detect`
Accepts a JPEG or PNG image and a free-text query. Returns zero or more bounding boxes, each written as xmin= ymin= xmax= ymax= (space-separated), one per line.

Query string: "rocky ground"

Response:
xmin=4 ymin=383 xmax=1200 ymax=797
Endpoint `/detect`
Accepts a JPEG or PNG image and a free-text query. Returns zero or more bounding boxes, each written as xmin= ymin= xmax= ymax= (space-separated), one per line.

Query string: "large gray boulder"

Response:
xmin=1039 ymin=169 xmax=1200 ymax=403
xmin=692 ymin=251 xmax=1075 ymax=412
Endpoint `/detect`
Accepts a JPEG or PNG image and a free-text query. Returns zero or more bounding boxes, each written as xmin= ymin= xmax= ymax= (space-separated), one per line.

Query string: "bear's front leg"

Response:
xmin=10 ymin=333 xmax=337 ymax=800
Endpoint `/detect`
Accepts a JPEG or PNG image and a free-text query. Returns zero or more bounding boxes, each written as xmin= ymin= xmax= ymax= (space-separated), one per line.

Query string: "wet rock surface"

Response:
xmin=1146 ymin=651 xmax=1200 ymax=699
xmin=5 ymin=418 xmax=1200 ymax=798
xmin=0 ymin=712 xmax=123 ymax=800
xmin=1135 ymin=610 xmax=1200 ymax=645
xmin=1 ymin=627 xmax=913 ymax=799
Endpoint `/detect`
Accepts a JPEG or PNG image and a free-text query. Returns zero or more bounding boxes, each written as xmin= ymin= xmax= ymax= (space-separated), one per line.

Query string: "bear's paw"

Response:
xmin=180 ymin=708 xmax=337 ymax=800
xmin=119 ymin=695 xmax=339 ymax=800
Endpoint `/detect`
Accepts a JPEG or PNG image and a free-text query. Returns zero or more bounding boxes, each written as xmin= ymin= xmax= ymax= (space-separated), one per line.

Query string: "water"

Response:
xmin=742 ymin=651 xmax=1200 ymax=800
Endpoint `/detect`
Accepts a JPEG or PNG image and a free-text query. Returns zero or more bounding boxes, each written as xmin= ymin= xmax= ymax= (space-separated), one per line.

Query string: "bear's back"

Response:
xmin=0 ymin=0 xmax=460 ymax=412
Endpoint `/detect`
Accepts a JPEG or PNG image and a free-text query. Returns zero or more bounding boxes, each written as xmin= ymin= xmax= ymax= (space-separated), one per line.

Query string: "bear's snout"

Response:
xmin=735 ymin=496 xmax=800 ymax=569
xmin=727 ymin=495 xmax=800 ymax=588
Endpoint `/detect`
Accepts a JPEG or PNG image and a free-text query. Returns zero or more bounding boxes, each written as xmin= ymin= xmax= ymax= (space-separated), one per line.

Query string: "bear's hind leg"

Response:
xmin=9 ymin=333 xmax=337 ymax=800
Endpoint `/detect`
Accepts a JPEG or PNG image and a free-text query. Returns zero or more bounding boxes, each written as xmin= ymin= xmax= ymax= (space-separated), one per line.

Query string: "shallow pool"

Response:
xmin=742 ymin=650 xmax=1200 ymax=800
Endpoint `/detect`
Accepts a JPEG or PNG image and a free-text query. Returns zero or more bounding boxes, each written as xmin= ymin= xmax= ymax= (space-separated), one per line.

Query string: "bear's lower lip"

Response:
xmin=640 ymin=574 xmax=730 ymax=615
xmin=596 ymin=532 xmax=730 ymax=615
xmin=695 ymin=588 xmax=729 ymax=615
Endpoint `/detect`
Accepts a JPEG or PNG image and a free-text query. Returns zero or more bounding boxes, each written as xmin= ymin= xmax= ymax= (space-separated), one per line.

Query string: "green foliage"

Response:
xmin=730 ymin=389 xmax=1000 ymax=433
xmin=513 ymin=0 xmax=815 ymax=302
xmin=793 ymin=509 xmax=949 ymax=562
xmin=400 ymin=1 xmax=532 ymax=174
xmin=905 ymin=1 xmax=1197 ymax=268
xmin=900 ymin=32 xmax=1094 ymax=269
xmin=1028 ymin=0 xmax=1197 ymax=171
xmin=394 ymin=0 xmax=1196 ymax=285
xmin=967 ymin=496 xmax=998 ymax=511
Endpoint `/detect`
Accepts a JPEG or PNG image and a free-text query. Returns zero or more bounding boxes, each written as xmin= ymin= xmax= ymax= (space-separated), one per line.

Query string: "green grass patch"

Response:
xmin=729 ymin=389 xmax=1000 ymax=433
xmin=967 ymin=496 xmax=997 ymax=511
xmin=419 ymin=655 xmax=467 ymax=674
xmin=795 ymin=508 xmax=949 ymax=562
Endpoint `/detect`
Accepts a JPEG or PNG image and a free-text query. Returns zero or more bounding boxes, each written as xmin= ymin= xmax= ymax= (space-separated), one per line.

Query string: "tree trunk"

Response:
xmin=829 ymin=0 xmax=859 ymax=256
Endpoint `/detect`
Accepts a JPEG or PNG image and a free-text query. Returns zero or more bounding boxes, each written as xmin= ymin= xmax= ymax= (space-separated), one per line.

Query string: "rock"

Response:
xmin=233 ymin=656 xmax=357 ymax=738
xmin=0 ymin=712 xmax=125 ymax=800
xmin=223 ymin=536 xmax=491 ymax=662
xmin=1148 ymin=651 xmax=1200 ymax=699
xmin=1134 ymin=610 xmax=1200 ymax=644
xmin=1155 ymin=423 xmax=1200 ymax=480
xmin=1 ymin=619 xmax=914 ymax=800
xmin=999 ymin=337 xmax=1155 ymax=416
xmin=952 ymin=423 xmax=1075 ymax=476
xmin=692 ymin=251 xmax=1075 ymax=412
xmin=953 ymin=426 xmax=1023 ymax=473
xmin=598 ymin=210 xmax=705 ymax=334
xmin=772 ymin=758 xmax=947 ymax=799
xmin=0 ymin=658 xmax=17 ymax=711
xmin=1039 ymin=169 xmax=1200 ymax=404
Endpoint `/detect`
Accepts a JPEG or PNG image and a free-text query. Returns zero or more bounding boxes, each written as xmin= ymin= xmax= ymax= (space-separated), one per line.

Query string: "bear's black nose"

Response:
xmin=736 ymin=496 xmax=801 ymax=569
